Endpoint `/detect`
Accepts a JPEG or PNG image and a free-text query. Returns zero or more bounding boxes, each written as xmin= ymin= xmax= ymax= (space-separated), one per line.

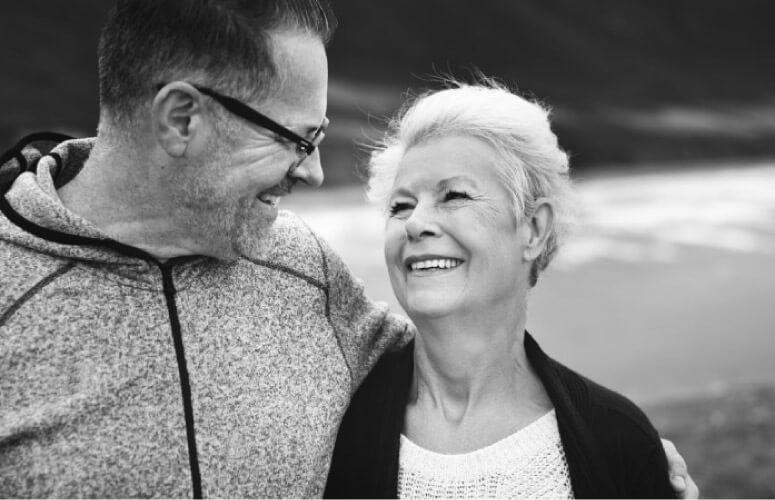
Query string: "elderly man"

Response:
xmin=0 ymin=1 xmax=405 ymax=497
xmin=0 ymin=0 xmax=696 ymax=498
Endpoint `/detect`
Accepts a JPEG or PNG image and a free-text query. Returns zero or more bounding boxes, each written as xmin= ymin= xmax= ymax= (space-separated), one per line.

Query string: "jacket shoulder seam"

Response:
xmin=0 ymin=260 xmax=76 ymax=327
xmin=548 ymin=357 xmax=658 ymax=441
xmin=303 ymin=223 xmax=356 ymax=387
xmin=245 ymin=257 xmax=327 ymax=290
xmin=588 ymin=400 xmax=658 ymax=439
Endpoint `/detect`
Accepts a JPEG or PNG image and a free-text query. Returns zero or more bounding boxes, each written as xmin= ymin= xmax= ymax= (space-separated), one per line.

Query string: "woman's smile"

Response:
xmin=405 ymin=256 xmax=465 ymax=273
xmin=384 ymin=135 xmax=524 ymax=318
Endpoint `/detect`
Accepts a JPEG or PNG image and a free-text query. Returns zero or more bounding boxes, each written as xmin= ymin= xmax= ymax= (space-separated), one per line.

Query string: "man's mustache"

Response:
xmin=261 ymin=177 xmax=296 ymax=197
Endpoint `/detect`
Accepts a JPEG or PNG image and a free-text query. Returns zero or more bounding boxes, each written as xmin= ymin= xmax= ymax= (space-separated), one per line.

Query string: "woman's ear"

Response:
xmin=522 ymin=198 xmax=555 ymax=262
xmin=152 ymin=82 xmax=207 ymax=158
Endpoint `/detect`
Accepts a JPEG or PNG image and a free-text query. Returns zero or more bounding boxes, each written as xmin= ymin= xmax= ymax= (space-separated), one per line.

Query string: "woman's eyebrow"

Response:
xmin=390 ymin=176 xmax=478 ymax=198
xmin=437 ymin=176 xmax=478 ymax=190
xmin=389 ymin=186 xmax=414 ymax=198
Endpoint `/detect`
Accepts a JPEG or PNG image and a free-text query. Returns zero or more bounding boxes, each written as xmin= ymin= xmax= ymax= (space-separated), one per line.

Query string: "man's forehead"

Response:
xmin=261 ymin=30 xmax=328 ymax=127
xmin=271 ymin=31 xmax=328 ymax=98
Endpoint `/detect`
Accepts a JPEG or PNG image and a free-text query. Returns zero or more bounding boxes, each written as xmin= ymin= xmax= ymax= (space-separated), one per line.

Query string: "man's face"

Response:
xmin=176 ymin=30 xmax=328 ymax=260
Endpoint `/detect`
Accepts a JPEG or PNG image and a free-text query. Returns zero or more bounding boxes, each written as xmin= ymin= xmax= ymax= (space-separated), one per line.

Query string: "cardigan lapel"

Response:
xmin=382 ymin=341 xmax=415 ymax=498
xmin=524 ymin=332 xmax=617 ymax=498
xmin=384 ymin=335 xmax=618 ymax=498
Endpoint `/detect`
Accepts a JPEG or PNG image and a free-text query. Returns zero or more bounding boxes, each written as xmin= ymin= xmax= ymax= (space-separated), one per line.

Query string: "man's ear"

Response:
xmin=152 ymin=82 xmax=207 ymax=158
xmin=522 ymin=198 xmax=555 ymax=262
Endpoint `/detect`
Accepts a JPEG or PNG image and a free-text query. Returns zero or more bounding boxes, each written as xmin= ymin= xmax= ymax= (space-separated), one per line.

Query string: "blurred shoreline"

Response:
xmin=287 ymin=162 xmax=775 ymax=497
xmin=285 ymin=160 xmax=775 ymax=407
xmin=647 ymin=383 xmax=775 ymax=498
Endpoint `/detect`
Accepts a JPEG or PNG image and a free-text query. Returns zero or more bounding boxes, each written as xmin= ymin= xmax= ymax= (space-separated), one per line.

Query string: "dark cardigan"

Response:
xmin=325 ymin=332 xmax=676 ymax=499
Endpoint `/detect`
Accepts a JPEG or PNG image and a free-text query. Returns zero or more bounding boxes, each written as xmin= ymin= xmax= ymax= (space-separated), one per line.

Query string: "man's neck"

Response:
xmin=57 ymin=137 xmax=205 ymax=260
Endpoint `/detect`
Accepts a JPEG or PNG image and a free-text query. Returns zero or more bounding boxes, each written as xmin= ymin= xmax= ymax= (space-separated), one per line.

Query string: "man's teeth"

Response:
xmin=409 ymin=259 xmax=463 ymax=271
xmin=258 ymin=194 xmax=280 ymax=207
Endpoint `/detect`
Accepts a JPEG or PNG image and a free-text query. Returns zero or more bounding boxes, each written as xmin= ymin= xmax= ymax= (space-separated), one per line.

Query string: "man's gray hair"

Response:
xmin=98 ymin=0 xmax=336 ymax=125
xmin=367 ymin=79 xmax=575 ymax=286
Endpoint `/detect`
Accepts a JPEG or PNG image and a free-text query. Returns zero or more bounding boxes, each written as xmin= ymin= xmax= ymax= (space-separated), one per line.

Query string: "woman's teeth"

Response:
xmin=409 ymin=258 xmax=463 ymax=271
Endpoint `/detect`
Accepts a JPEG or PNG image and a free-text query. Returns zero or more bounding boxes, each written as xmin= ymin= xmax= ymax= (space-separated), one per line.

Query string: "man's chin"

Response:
xmin=233 ymin=231 xmax=272 ymax=259
xmin=232 ymin=207 xmax=278 ymax=259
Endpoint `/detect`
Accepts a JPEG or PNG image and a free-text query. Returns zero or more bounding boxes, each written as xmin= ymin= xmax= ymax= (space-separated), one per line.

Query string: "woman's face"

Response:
xmin=384 ymin=135 xmax=531 ymax=320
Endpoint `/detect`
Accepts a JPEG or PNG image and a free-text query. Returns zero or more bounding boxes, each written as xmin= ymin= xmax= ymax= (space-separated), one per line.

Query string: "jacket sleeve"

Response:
xmin=318 ymin=235 xmax=414 ymax=392
xmin=629 ymin=441 xmax=679 ymax=499
xmin=592 ymin=402 xmax=678 ymax=498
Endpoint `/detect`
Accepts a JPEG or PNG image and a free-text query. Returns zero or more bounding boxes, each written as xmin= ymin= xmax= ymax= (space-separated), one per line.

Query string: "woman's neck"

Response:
xmin=409 ymin=304 xmax=548 ymax=424
xmin=404 ymin=306 xmax=552 ymax=453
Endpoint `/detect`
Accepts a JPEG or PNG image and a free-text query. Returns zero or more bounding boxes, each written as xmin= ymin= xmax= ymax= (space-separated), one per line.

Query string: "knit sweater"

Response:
xmin=0 ymin=137 xmax=410 ymax=498
xmin=397 ymin=410 xmax=573 ymax=498
xmin=325 ymin=334 xmax=677 ymax=499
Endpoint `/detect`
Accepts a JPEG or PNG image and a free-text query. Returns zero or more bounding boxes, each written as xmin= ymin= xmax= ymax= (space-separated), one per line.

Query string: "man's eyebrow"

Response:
xmin=289 ymin=121 xmax=325 ymax=138
xmin=298 ymin=115 xmax=327 ymax=131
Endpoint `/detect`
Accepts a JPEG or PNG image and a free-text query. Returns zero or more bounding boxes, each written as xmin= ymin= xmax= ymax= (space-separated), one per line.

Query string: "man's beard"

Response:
xmin=170 ymin=173 xmax=282 ymax=261
xmin=170 ymin=136 xmax=286 ymax=260
xmin=190 ymin=196 xmax=278 ymax=261
xmin=230 ymin=197 xmax=279 ymax=258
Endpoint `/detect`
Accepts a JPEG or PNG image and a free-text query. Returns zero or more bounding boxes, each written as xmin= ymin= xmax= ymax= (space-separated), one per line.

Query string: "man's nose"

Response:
xmin=291 ymin=149 xmax=324 ymax=188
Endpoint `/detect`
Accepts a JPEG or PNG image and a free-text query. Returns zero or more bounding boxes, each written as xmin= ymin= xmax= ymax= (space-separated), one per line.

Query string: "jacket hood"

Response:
xmin=0 ymin=135 xmax=159 ymax=269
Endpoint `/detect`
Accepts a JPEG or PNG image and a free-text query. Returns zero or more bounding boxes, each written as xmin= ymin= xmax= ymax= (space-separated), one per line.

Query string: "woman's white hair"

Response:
xmin=367 ymin=78 xmax=575 ymax=285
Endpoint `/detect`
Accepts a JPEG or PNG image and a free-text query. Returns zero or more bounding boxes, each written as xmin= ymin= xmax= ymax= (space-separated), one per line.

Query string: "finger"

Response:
xmin=662 ymin=438 xmax=698 ymax=498
xmin=662 ymin=438 xmax=688 ymax=476
xmin=683 ymin=476 xmax=700 ymax=500
xmin=670 ymin=474 xmax=687 ymax=493
xmin=661 ymin=438 xmax=676 ymax=452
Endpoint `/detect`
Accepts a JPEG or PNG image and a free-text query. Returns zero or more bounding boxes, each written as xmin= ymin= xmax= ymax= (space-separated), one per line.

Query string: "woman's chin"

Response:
xmin=402 ymin=292 xmax=461 ymax=320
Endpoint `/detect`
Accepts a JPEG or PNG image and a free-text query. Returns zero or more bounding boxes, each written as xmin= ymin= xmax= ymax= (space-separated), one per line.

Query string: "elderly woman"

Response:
xmin=324 ymin=81 xmax=682 ymax=498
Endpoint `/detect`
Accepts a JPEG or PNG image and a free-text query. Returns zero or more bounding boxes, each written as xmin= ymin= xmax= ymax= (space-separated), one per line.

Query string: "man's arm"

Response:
xmin=316 ymin=233 xmax=413 ymax=391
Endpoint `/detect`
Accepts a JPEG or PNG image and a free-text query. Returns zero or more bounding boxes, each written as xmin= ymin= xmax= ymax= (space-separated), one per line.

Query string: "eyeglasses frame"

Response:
xmin=155 ymin=82 xmax=328 ymax=170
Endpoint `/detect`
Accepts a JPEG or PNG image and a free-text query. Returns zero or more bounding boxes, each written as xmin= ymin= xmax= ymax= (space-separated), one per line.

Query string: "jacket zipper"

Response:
xmin=1 ymin=142 xmax=204 ymax=496
xmin=160 ymin=262 xmax=203 ymax=498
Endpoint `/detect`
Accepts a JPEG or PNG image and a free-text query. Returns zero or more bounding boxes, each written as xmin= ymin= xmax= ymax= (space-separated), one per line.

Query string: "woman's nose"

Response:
xmin=405 ymin=205 xmax=440 ymax=241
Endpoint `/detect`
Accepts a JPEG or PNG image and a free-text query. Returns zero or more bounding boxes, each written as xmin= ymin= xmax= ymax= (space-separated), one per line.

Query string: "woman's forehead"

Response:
xmin=392 ymin=136 xmax=500 ymax=191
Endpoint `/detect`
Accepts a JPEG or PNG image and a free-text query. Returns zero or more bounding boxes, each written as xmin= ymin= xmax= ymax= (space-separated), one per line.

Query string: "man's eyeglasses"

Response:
xmin=157 ymin=83 xmax=328 ymax=172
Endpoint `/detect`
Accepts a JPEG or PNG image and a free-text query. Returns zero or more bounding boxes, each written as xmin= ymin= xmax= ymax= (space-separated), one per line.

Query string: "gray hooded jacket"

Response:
xmin=0 ymin=137 xmax=410 ymax=498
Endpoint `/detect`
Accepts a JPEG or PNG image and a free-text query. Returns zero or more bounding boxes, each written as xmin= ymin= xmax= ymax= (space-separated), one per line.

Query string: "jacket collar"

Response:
xmin=396 ymin=334 xmax=617 ymax=496
xmin=524 ymin=331 xmax=617 ymax=497
xmin=0 ymin=135 xmax=211 ymax=286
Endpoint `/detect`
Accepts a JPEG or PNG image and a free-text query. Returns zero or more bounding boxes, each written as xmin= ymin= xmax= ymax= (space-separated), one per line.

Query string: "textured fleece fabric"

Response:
xmin=0 ymin=138 xmax=410 ymax=498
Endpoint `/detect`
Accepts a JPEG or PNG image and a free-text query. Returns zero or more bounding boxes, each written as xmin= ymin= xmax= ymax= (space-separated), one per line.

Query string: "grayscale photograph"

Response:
xmin=1 ymin=1 xmax=773 ymax=498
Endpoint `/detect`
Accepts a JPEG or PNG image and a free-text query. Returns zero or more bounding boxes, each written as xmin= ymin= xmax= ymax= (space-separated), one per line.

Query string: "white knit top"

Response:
xmin=397 ymin=409 xmax=574 ymax=499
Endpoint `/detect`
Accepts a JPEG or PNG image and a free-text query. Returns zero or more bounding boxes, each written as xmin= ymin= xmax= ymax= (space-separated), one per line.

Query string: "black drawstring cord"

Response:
xmin=0 ymin=131 xmax=205 ymax=498
xmin=0 ymin=131 xmax=74 ymax=194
